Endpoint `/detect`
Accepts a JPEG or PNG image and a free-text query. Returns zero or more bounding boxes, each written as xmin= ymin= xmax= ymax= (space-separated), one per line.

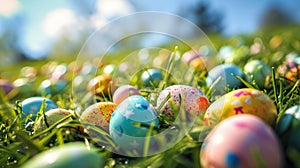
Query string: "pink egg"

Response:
xmin=200 ymin=114 xmax=283 ymax=168
xmin=156 ymin=85 xmax=209 ymax=118
xmin=113 ymin=85 xmax=140 ymax=105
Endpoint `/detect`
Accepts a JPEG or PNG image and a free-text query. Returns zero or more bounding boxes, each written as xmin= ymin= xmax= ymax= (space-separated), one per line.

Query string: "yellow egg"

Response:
xmin=204 ymin=88 xmax=277 ymax=126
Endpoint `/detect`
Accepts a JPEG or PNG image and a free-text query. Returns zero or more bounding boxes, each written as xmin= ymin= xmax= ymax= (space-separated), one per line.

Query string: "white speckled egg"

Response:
xmin=156 ymin=85 xmax=209 ymax=119
xmin=109 ymin=95 xmax=159 ymax=154
xmin=34 ymin=108 xmax=73 ymax=133
xmin=200 ymin=114 xmax=283 ymax=168
xmin=80 ymin=102 xmax=116 ymax=132
xmin=113 ymin=85 xmax=140 ymax=105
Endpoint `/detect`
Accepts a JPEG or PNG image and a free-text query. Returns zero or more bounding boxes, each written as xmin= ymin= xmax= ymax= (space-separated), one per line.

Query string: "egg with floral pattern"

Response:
xmin=204 ymin=88 xmax=277 ymax=126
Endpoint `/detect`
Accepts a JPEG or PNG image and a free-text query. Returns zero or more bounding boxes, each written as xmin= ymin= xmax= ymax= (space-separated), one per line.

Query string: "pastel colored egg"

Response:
xmin=206 ymin=64 xmax=244 ymax=95
xmin=200 ymin=115 xmax=283 ymax=168
xmin=276 ymin=105 xmax=300 ymax=152
xmin=140 ymin=68 xmax=164 ymax=88
xmin=0 ymin=79 xmax=14 ymax=95
xmin=277 ymin=53 xmax=300 ymax=85
xmin=38 ymin=80 xmax=67 ymax=96
xmin=87 ymin=74 xmax=115 ymax=95
xmin=21 ymin=142 xmax=104 ymax=168
xmin=109 ymin=95 xmax=159 ymax=154
xmin=80 ymin=102 xmax=116 ymax=132
xmin=182 ymin=50 xmax=199 ymax=63
xmin=113 ymin=85 xmax=140 ymax=105
xmin=156 ymin=85 xmax=210 ymax=119
xmin=244 ymin=60 xmax=271 ymax=88
xmin=204 ymin=88 xmax=277 ymax=126
xmin=13 ymin=78 xmax=35 ymax=97
xmin=34 ymin=108 xmax=73 ymax=133
xmin=21 ymin=97 xmax=58 ymax=119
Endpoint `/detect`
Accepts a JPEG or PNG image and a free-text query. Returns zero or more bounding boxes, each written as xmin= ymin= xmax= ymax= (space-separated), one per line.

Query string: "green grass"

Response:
xmin=1 ymin=25 xmax=300 ymax=167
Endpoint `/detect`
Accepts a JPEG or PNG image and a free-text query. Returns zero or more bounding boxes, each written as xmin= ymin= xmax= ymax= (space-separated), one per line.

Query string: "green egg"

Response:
xmin=21 ymin=142 xmax=104 ymax=168
xmin=244 ymin=60 xmax=271 ymax=88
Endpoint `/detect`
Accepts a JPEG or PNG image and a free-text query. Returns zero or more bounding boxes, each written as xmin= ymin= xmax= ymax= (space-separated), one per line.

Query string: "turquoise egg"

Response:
xmin=140 ymin=68 xmax=164 ymax=88
xmin=244 ymin=60 xmax=271 ymax=88
xmin=38 ymin=80 xmax=67 ymax=96
xmin=21 ymin=142 xmax=104 ymax=168
xmin=21 ymin=97 xmax=58 ymax=119
xmin=206 ymin=64 xmax=244 ymax=95
xmin=276 ymin=105 xmax=300 ymax=152
xmin=109 ymin=95 xmax=159 ymax=154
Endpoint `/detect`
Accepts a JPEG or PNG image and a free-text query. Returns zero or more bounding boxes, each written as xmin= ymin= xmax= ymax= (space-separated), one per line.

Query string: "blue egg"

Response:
xmin=206 ymin=64 xmax=244 ymax=95
xmin=140 ymin=68 xmax=164 ymax=87
xmin=38 ymin=80 xmax=67 ymax=96
xmin=21 ymin=97 xmax=58 ymax=119
xmin=109 ymin=95 xmax=159 ymax=154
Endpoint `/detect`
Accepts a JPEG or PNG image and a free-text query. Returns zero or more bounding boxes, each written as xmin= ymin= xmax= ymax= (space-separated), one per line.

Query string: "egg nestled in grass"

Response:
xmin=21 ymin=97 xmax=58 ymax=119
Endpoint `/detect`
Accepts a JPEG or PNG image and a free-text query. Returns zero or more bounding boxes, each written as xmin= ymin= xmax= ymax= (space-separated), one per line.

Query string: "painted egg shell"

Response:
xmin=182 ymin=50 xmax=199 ymax=63
xmin=38 ymin=79 xmax=67 ymax=96
xmin=277 ymin=52 xmax=300 ymax=84
xmin=87 ymin=74 xmax=115 ymax=95
xmin=0 ymin=79 xmax=14 ymax=95
xmin=113 ymin=85 xmax=140 ymax=105
xmin=80 ymin=102 xmax=116 ymax=132
xmin=276 ymin=105 xmax=300 ymax=152
xmin=244 ymin=60 xmax=271 ymax=88
xmin=204 ymin=88 xmax=277 ymax=126
xmin=189 ymin=57 xmax=208 ymax=72
xmin=109 ymin=95 xmax=159 ymax=153
xmin=206 ymin=64 xmax=244 ymax=95
xmin=21 ymin=97 xmax=58 ymax=119
xmin=200 ymin=115 xmax=283 ymax=168
xmin=34 ymin=108 xmax=73 ymax=133
xmin=13 ymin=78 xmax=35 ymax=97
xmin=140 ymin=68 xmax=164 ymax=87
xmin=156 ymin=85 xmax=210 ymax=118
xmin=21 ymin=142 xmax=104 ymax=168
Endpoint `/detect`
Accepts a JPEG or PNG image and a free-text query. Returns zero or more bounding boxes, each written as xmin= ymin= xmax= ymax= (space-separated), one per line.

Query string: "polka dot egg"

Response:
xmin=156 ymin=85 xmax=209 ymax=119
xmin=109 ymin=95 xmax=159 ymax=154
xmin=204 ymin=88 xmax=277 ymax=126
xmin=80 ymin=102 xmax=116 ymax=132
xmin=200 ymin=115 xmax=283 ymax=168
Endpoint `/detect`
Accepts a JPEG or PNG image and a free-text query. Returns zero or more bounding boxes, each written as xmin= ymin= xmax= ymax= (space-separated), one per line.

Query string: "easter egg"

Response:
xmin=87 ymin=74 xmax=115 ymax=95
xmin=182 ymin=50 xmax=199 ymax=63
xmin=244 ymin=60 xmax=271 ymax=88
xmin=109 ymin=95 xmax=159 ymax=154
xmin=13 ymin=78 xmax=35 ymax=97
xmin=80 ymin=102 xmax=116 ymax=132
xmin=38 ymin=80 xmax=67 ymax=96
xmin=276 ymin=105 xmax=300 ymax=152
xmin=206 ymin=64 xmax=244 ymax=95
xmin=156 ymin=85 xmax=209 ymax=119
xmin=277 ymin=52 xmax=300 ymax=84
xmin=0 ymin=79 xmax=14 ymax=95
xmin=200 ymin=115 xmax=283 ymax=168
xmin=140 ymin=68 xmax=164 ymax=87
xmin=204 ymin=88 xmax=277 ymax=126
xmin=21 ymin=142 xmax=104 ymax=168
xmin=34 ymin=108 xmax=73 ymax=133
xmin=21 ymin=97 xmax=58 ymax=119
xmin=113 ymin=85 xmax=140 ymax=105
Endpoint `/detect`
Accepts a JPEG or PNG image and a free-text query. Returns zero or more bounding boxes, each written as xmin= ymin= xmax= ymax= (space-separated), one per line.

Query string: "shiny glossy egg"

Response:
xmin=21 ymin=97 xmax=58 ymax=119
xmin=276 ymin=105 xmax=300 ymax=152
xmin=156 ymin=85 xmax=209 ymax=119
xmin=113 ymin=85 xmax=140 ymax=105
xmin=204 ymin=88 xmax=277 ymax=126
xmin=34 ymin=108 xmax=73 ymax=133
xmin=200 ymin=115 xmax=283 ymax=168
xmin=109 ymin=95 xmax=159 ymax=153
xmin=21 ymin=142 xmax=104 ymax=168
xmin=87 ymin=74 xmax=115 ymax=95
xmin=38 ymin=80 xmax=67 ymax=96
xmin=140 ymin=68 xmax=164 ymax=88
xmin=206 ymin=64 xmax=244 ymax=95
xmin=80 ymin=102 xmax=116 ymax=132
xmin=244 ymin=60 xmax=271 ymax=88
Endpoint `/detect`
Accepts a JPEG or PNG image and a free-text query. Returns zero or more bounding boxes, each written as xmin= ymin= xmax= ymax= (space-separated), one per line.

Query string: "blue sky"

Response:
xmin=0 ymin=0 xmax=299 ymax=59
